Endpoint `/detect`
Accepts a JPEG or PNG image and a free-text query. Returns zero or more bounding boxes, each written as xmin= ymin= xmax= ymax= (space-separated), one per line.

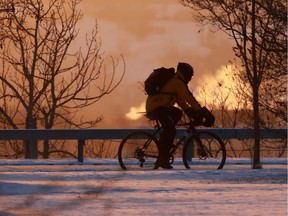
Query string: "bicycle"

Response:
xmin=118 ymin=114 xmax=226 ymax=170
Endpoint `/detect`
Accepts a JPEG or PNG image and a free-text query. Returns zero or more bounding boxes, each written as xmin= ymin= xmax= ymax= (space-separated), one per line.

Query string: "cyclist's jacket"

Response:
xmin=145 ymin=69 xmax=201 ymax=113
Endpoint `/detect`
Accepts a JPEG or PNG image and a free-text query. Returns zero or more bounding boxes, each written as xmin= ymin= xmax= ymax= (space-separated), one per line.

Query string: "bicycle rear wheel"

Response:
xmin=182 ymin=131 xmax=226 ymax=170
xmin=118 ymin=131 xmax=159 ymax=170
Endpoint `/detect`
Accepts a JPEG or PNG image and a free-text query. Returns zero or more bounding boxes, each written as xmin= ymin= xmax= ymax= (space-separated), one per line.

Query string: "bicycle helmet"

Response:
xmin=177 ymin=62 xmax=194 ymax=84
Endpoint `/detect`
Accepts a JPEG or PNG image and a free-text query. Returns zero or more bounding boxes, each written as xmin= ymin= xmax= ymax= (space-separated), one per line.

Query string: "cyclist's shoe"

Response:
xmin=154 ymin=159 xmax=173 ymax=169
xmin=159 ymin=164 xmax=173 ymax=169
xmin=153 ymin=163 xmax=173 ymax=169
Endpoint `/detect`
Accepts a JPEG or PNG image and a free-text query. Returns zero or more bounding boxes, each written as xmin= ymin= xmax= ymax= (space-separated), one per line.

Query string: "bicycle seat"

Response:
xmin=145 ymin=112 xmax=158 ymax=120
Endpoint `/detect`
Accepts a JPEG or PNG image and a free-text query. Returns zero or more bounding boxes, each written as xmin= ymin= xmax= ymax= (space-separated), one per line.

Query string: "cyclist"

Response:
xmin=146 ymin=62 xmax=212 ymax=169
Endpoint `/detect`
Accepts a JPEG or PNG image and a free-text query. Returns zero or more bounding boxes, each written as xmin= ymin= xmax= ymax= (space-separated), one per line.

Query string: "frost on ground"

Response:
xmin=0 ymin=158 xmax=287 ymax=216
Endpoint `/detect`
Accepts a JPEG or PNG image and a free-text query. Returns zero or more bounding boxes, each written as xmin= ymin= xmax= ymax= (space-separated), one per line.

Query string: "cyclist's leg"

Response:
xmin=152 ymin=106 xmax=182 ymax=168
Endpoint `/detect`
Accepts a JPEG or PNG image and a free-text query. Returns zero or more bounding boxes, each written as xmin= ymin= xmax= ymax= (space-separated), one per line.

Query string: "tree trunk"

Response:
xmin=251 ymin=0 xmax=261 ymax=169
xmin=252 ymin=86 xmax=261 ymax=168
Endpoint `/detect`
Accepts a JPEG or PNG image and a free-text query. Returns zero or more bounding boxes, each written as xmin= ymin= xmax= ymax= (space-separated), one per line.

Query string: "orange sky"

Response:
xmin=78 ymin=0 xmax=235 ymax=128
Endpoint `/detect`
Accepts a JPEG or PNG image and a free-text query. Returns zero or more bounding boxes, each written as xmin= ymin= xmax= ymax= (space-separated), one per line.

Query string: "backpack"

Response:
xmin=144 ymin=67 xmax=175 ymax=95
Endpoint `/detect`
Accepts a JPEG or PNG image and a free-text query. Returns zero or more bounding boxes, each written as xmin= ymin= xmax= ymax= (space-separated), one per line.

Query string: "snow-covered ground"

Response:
xmin=0 ymin=158 xmax=287 ymax=216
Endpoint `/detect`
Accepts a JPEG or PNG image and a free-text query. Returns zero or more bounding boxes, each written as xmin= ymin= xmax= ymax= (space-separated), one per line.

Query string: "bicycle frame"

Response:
xmin=148 ymin=119 xmax=205 ymax=158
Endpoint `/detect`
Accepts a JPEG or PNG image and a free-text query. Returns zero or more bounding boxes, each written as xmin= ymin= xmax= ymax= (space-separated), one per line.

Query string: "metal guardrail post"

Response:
xmin=25 ymin=118 xmax=38 ymax=159
xmin=77 ymin=140 xmax=85 ymax=162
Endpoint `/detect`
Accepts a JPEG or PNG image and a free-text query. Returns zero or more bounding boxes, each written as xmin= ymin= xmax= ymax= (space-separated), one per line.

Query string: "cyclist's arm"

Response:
xmin=176 ymin=82 xmax=201 ymax=111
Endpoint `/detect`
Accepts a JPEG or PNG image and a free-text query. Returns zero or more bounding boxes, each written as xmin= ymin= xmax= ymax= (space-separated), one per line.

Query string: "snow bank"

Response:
xmin=0 ymin=158 xmax=287 ymax=216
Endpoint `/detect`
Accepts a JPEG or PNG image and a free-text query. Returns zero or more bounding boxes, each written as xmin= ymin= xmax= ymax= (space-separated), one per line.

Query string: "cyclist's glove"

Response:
xmin=184 ymin=108 xmax=204 ymax=126
xmin=185 ymin=107 xmax=215 ymax=127
xmin=184 ymin=107 xmax=194 ymax=117
xmin=201 ymin=107 xmax=215 ymax=127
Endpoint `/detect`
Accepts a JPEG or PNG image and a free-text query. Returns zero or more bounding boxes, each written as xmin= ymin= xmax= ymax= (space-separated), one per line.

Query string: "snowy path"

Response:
xmin=0 ymin=158 xmax=287 ymax=216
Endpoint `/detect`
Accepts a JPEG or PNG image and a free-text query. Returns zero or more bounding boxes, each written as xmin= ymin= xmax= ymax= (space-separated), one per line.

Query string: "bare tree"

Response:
xmin=181 ymin=0 xmax=287 ymax=168
xmin=197 ymin=69 xmax=286 ymax=158
xmin=0 ymin=0 xmax=125 ymax=158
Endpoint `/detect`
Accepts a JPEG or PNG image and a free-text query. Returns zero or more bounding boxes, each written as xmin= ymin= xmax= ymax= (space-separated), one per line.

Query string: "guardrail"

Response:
xmin=0 ymin=128 xmax=286 ymax=162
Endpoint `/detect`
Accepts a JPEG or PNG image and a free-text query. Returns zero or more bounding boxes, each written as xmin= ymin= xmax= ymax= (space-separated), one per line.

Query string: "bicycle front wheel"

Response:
xmin=118 ymin=131 xmax=159 ymax=170
xmin=182 ymin=131 xmax=226 ymax=170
